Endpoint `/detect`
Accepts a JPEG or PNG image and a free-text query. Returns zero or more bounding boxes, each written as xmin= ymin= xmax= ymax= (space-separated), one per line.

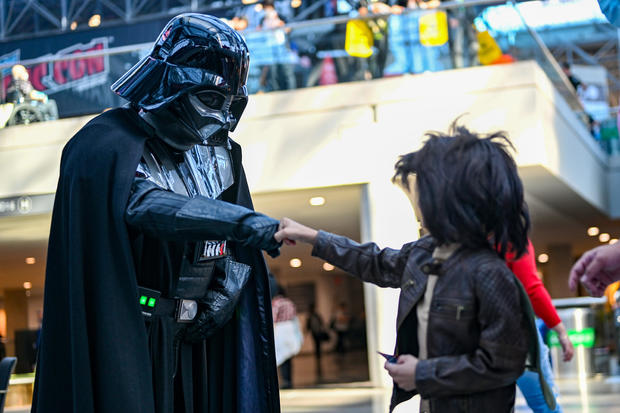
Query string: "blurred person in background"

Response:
xmin=6 ymin=64 xmax=47 ymax=104
xmin=307 ymin=302 xmax=329 ymax=379
xmin=331 ymin=301 xmax=351 ymax=355
xmin=31 ymin=14 xmax=283 ymax=413
xmin=259 ymin=0 xmax=297 ymax=91
xmin=6 ymin=64 xmax=58 ymax=122
xmin=383 ymin=0 xmax=448 ymax=76
xmin=270 ymin=279 xmax=301 ymax=389
xmin=561 ymin=62 xmax=582 ymax=92
xmin=356 ymin=0 xmax=391 ymax=79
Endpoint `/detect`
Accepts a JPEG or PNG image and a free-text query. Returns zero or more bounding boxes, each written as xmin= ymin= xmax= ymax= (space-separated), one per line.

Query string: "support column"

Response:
xmin=543 ymin=243 xmax=577 ymax=298
xmin=361 ymin=180 xmax=420 ymax=388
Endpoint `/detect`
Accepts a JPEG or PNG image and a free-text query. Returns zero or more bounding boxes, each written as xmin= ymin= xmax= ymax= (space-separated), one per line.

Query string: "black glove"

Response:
xmin=183 ymin=258 xmax=251 ymax=343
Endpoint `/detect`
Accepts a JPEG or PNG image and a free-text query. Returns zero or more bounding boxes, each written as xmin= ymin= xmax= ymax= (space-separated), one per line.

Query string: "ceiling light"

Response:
xmin=88 ymin=14 xmax=101 ymax=27
xmin=70 ymin=21 xmax=78 ymax=30
xmin=323 ymin=263 xmax=335 ymax=271
xmin=599 ymin=233 xmax=611 ymax=243
xmin=289 ymin=258 xmax=302 ymax=268
xmin=537 ymin=253 xmax=549 ymax=264
xmin=587 ymin=226 xmax=600 ymax=236
xmin=309 ymin=196 xmax=325 ymax=206
xmin=291 ymin=0 xmax=302 ymax=7
xmin=23 ymin=282 xmax=32 ymax=290
xmin=25 ymin=257 xmax=36 ymax=265
xmin=610 ymin=239 xmax=619 ymax=245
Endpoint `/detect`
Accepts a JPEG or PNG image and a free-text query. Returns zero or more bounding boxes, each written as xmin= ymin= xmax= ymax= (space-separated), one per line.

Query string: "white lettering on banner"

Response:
xmin=3 ymin=37 xmax=111 ymax=96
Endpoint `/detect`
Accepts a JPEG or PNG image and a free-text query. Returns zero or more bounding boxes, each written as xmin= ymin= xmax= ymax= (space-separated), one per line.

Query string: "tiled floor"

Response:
xmin=287 ymin=350 xmax=371 ymax=388
xmin=280 ymin=377 xmax=620 ymax=413
xmin=279 ymin=351 xmax=620 ymax=413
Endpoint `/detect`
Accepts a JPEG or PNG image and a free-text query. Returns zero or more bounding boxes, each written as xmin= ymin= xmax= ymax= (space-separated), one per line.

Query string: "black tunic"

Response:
xmin=32 ymin=107 xmax=281 ymax=413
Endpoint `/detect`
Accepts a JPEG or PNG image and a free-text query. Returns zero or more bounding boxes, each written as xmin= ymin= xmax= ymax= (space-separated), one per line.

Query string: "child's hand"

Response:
xmin=384 ymin=354 xmax=418 ymax=391
xmin=274 ymin=217 xmax=319 ymax=246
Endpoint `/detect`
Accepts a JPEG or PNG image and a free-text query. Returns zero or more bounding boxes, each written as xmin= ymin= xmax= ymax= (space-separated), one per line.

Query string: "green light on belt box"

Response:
xmin=548 ymin=328 xmax=595 ymax=348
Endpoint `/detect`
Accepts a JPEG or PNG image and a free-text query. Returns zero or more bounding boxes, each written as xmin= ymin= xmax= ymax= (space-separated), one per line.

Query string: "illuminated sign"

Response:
xmin=548 ymin=327 xmax=596 ymax=348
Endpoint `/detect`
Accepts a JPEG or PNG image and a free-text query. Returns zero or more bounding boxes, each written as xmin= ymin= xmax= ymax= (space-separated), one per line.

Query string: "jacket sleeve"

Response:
xmin=415 ymin=263 xmax=528 ymax=397
xmin=311 ymin=230 xmax=416 ymax=288
xmin=125 ymin=177 xmax=281 ymax=256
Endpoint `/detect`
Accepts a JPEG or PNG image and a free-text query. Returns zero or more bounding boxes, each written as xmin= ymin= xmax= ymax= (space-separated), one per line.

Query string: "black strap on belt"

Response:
xmin=150 ymin=296 xmax=177 ymax=317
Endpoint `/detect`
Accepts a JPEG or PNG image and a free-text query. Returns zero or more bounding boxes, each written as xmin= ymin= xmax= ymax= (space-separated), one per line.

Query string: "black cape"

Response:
xmin=32 ymin=108 xmax=280 ymax=413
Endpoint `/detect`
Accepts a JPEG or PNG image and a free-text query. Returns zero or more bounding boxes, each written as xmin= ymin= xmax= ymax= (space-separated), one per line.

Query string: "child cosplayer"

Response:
xmin=275 ymin=123 xmax=531 ymax=412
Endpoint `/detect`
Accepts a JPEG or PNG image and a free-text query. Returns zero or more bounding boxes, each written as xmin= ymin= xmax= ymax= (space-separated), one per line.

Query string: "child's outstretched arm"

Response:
xmin=275 ymin=217 xmax=318 ymax=245
xmin=414 ymin=263 xmax=528 ymax=397
xmin=276 ymin=217 xmax=419 ymax=288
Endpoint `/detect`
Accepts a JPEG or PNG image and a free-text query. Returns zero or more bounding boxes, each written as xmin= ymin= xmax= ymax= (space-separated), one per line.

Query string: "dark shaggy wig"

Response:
xmin=392 ymin=121 xmax=530 ymax=259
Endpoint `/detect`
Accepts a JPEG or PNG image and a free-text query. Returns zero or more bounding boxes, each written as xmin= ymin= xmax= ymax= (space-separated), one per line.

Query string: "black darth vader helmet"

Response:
xmin=111 ymin=13 xmax=250 ymax=148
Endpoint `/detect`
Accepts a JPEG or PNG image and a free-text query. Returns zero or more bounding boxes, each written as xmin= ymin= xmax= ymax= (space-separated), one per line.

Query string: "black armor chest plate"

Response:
xmin=138 ymin=139 xmax=234 ymax=200
xmin=137 ymin=139 xmax=235 ymax=297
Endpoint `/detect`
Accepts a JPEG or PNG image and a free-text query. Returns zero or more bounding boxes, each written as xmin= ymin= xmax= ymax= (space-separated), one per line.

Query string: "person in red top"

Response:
xmin=508 ymin=240 xmax=574 ymax=413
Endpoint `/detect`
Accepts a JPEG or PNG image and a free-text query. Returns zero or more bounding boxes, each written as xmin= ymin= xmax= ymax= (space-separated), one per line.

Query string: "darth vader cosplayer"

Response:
xmin=32 ymin=14 xmax=282 ymax=413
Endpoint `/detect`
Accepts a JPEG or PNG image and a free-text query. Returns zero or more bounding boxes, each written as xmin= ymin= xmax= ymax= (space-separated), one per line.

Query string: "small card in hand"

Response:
xmin=377 ymin=351 xmax=398 ymax=363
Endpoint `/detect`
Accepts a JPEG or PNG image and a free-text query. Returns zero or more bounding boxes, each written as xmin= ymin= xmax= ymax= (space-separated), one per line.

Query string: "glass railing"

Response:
xmin=0 ymin=0 xmax=613 ymax=151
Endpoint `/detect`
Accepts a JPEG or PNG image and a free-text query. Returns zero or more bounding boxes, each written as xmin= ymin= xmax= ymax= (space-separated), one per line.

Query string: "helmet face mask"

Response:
xmin=111 ymin=13 xmax=250 ymax=147
xmin=187 ymin=88 xmax=248 ymax=132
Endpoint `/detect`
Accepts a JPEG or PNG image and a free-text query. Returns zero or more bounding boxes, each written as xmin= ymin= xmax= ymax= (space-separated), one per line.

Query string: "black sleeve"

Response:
xmin=125 ymin=177 xmax=281 ymax=256
xmin=311 ymin=230 xmax=417 ymax=288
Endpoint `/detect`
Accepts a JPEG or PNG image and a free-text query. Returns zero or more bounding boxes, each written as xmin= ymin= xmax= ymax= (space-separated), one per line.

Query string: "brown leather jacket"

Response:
xmin=312 ymin=231 xmax=528 ymax=413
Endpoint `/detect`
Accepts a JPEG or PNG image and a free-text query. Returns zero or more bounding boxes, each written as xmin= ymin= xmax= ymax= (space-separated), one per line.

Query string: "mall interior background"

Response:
xmin=1 ymin=0 xmax=620 ymax=407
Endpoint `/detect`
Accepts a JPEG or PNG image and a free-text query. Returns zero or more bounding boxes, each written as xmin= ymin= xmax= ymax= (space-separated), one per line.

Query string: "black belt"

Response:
xmin=138 ymin=286 xmax=198 ymax=323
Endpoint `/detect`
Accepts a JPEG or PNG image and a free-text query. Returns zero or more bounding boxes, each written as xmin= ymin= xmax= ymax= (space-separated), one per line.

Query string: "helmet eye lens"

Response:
xmin=195 ymin=90 xmax=226 ymax=110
